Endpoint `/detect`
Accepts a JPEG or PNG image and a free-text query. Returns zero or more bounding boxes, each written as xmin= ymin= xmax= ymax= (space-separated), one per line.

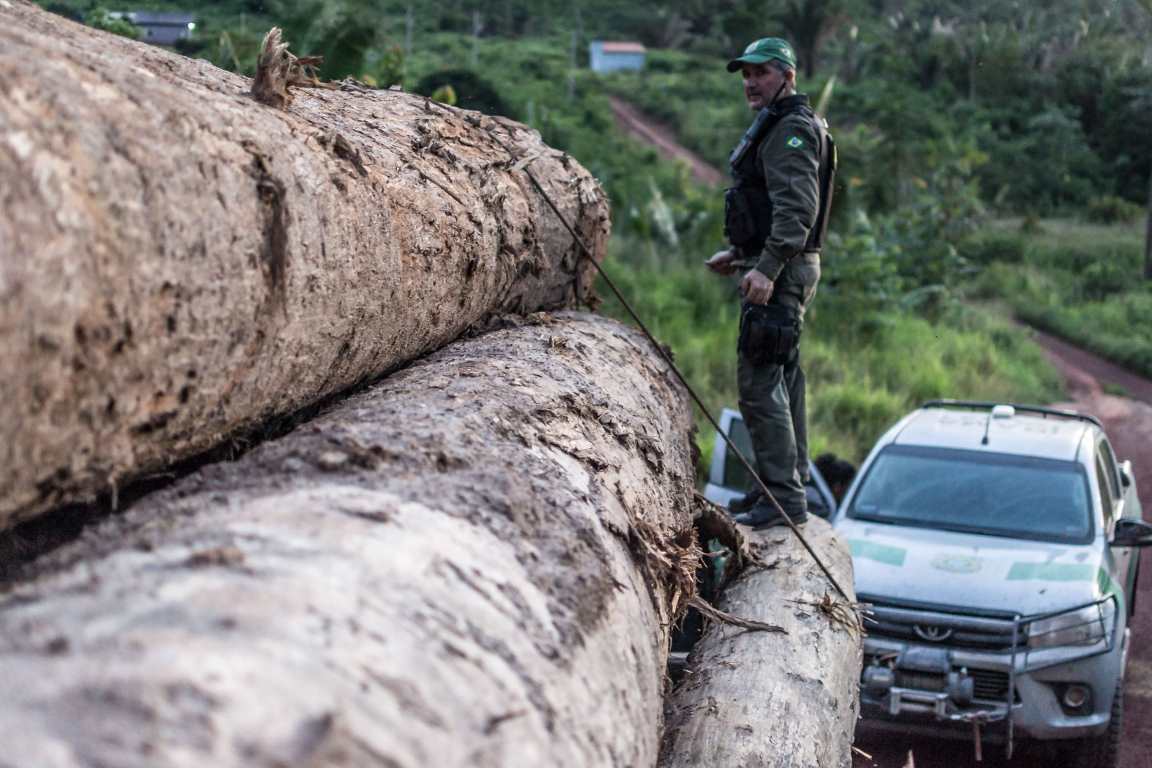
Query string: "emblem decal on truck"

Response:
xmin=930 ymin=554 xmax=982 ymax=574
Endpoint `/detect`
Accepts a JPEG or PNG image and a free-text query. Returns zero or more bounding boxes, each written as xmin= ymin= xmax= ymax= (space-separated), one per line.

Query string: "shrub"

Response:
xmin=811 ymin=384 xmax=904 ymax=459
xmin=1028 ymin=243 xmax=1096 ymax=272
xmin=84 ymin=8 xmax=140 ymax=39
xmin=173 ymin=38 xmax=208 ymax=55
xmin=412 ymin=69 xmax=511 ymax=117
xmin=44 ymin=2 xmax=82 ymax=21
xmin=1084 ymin=195 xmax=1142 ymax=225
xmin=963 ymin=232 xmax=1026 ymax=265
xmin=1019 ymin=215 xmax=1044 ymax=235
xmin=1081 ymin=261 xmax=1131 ymax=300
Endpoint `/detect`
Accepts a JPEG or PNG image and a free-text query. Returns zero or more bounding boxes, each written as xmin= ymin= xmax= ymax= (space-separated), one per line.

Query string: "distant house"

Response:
xmin=109 ymin=11 xmax=196 ymax=46
xmin=589 ymin=41 xmax=646 ymax=73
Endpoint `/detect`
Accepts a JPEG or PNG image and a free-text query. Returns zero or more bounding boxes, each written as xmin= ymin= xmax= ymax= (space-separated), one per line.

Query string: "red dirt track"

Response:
xmin=1039 ymin=330 xmax=1152 ymax=768
xmin=608 ymin=97 xmax=725 ymax=187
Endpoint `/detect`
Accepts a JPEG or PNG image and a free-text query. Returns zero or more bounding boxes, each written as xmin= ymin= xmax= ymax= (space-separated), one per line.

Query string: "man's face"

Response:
xmin=741 ymin=62 xmax=788 ymax=110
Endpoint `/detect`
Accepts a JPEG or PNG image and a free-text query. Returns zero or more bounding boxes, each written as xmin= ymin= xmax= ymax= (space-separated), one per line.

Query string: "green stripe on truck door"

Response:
xmin=849 ymin=540 xmax=907 ymax=566
xmin=1006 ymin=562 xmax=1094 ymax=581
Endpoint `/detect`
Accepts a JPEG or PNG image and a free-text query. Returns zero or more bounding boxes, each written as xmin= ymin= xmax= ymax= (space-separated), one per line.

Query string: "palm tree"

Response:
xmin=771 ymin=0 xmax=846 ymax=78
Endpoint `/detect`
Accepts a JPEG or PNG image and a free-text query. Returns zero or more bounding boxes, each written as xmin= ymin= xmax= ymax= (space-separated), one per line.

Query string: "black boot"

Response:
xmin=727 ymin=489 xmax=763 ymax=514
xmin=732 ymin=500 xmax=808 ymax=529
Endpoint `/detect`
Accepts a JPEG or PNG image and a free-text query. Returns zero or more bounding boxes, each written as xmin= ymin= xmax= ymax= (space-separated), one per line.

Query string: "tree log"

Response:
xmin=0 ymin=0 xmax=608 ymax=530
xmin=0 ymin=312 xmax=696 ymax=768
xmin=660 ymin=517 xmax=862 ymax=768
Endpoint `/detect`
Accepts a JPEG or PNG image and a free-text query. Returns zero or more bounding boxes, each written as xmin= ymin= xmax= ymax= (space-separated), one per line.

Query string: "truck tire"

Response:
xmin=1129 ymin=560 xmax=1140 ymax=617
xmin=1069 ymin=678 xmax=1124 ymax=768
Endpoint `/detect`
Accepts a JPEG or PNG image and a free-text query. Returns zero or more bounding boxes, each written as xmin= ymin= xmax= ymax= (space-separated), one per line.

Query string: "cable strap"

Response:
xmin=478 ymin=116 xmax=852 ymax=603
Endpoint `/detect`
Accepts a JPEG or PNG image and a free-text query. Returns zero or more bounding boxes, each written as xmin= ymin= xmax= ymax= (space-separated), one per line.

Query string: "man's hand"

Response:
xmin=704 ymin=249 xmax=740 ymax=275
xmin=740 ymin=269 xmax=775 ymax=304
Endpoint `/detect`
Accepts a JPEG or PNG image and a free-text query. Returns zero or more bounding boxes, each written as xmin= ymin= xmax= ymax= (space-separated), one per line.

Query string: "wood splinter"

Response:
xmin=250 ymin=26 xmax=335 ymax=109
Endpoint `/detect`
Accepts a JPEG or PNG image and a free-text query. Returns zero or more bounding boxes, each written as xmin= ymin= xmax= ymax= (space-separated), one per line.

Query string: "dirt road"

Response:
xmin=607 ymin=97 xmax=725 ymax=187
xmin=854 ymin=328 xmax=1152 ymax=767
xmin=1036 ymin=330 xmax=1152 ymax=768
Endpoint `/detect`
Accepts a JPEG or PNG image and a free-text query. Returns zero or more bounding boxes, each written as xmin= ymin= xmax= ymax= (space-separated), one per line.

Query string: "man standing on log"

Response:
xmin=705 ymin=37 xmax=836 ymax=528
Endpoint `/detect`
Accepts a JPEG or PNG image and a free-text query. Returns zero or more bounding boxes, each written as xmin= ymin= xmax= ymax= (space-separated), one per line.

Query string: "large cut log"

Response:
xmin=660 ymin=518 xmax=862 ymax=768
xmin=0 ymin=0 xmax=608 ymax=530
xmin=0 ymin=313 xmax=697 ymax=768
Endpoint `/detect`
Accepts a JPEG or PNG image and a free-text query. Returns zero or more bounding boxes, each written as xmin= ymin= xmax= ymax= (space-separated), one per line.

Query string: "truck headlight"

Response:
xmin=1026 ymin=599 xmax=1115 ymax=649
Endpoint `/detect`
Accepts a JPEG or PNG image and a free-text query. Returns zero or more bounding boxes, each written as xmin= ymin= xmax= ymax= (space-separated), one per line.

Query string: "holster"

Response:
xmin=738 ymin=303 xmax=800 ymax=366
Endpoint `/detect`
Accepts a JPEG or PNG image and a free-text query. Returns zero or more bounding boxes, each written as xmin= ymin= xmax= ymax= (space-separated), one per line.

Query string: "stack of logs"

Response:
xmin=0 ymin=2 xmax=859 ymax=765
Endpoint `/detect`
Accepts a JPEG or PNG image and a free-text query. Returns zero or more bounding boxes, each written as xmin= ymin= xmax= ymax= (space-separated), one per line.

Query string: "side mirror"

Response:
xmin=1119 ymin=462 xmax=1133 ymax=489
xmin=1111 ymin=518 xmax=1152 ymax=548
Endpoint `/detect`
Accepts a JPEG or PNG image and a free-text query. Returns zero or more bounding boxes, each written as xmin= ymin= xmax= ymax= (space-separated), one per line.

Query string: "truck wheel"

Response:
xmin=1068 ymin=678 xmax=1124 ymax=768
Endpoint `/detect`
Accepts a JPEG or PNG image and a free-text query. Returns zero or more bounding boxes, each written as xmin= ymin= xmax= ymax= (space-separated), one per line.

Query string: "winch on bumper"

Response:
xmin=858 ymin=598 xmax=1124 ymax=748
xmin=863 ymin=646 xmax=1005 ymax=722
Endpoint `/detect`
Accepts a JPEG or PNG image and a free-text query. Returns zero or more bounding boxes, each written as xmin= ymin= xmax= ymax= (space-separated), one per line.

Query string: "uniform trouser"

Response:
xmin=737 ymin=253 xmax=821 ymax=517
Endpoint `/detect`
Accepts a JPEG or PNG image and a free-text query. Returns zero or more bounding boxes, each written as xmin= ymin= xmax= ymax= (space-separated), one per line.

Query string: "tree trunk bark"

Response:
xmin=660 ymin=518 xmax=861 ymax=768
xmin=0 ymin=312 xmax=697 ymax=768
xmin=0 ymin=0 xmax=609 ymax=531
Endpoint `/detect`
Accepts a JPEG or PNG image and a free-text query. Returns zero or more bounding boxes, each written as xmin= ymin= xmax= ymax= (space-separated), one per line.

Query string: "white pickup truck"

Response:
xmin=704 ymin=401 xmax=1148 ymax=765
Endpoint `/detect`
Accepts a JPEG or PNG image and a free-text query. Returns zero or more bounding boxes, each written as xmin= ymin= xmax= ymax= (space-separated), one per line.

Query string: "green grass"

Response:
xmin=806 ymin=301 xmax=1061 ymax=462
xmin=967 ymin=219 xmax=1152 ymax=378
xmin=599 ymin=243 xmax=1063 ymax=473
xmin=1103 ymin=382 xmax=1130 ymax=397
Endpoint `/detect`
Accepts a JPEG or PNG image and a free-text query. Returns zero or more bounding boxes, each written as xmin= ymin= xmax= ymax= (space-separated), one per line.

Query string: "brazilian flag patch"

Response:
xmin=786 ymin=136 xmax=804 ymax=148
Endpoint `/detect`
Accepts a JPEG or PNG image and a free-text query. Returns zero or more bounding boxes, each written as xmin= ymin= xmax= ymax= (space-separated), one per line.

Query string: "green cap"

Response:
xmin=726 ymin=37 xmax=797 ymax=72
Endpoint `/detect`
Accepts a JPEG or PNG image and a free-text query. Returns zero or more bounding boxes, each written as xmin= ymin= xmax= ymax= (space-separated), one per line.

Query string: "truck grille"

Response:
xmin=970 ymin=668 xmax=1010 ymax=700
xmin=864 ymin=599 xmax=1024 ymax=651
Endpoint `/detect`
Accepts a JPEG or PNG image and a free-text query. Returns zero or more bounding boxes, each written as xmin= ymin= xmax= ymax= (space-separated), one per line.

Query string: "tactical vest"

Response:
xmin=724 ymin=95 xmax=837 ymax=257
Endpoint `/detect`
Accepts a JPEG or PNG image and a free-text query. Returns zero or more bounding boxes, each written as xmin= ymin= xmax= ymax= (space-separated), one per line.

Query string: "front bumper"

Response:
xmin=859 ymin=634 xmax=1123 ymax=742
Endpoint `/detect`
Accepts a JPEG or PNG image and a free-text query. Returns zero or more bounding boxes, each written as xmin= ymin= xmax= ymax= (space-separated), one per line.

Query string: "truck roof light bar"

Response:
xmin=920 ymin=400 xmax=1103 ymax=430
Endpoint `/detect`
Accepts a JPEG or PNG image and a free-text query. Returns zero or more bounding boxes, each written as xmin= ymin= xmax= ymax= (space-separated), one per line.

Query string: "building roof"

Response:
xmin=600 ymin=41 xmax=646 ymax=54
xmin=892 ymin=407 xmax=1091 ymax=462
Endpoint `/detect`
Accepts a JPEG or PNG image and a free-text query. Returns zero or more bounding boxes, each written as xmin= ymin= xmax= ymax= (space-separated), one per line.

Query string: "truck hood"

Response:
xmin=836 ymin=518 xmax=1109 ymax=616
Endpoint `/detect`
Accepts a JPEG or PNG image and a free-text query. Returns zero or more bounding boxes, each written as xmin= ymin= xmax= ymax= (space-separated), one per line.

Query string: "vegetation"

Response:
xmin=83 ymin=7 xmax=140 ymax=38
xmin=37 ymin=0 xmax=1151 ymax=466
xmin=602 ymin=253 xmax=1061 ymax=466
xmin=968 ymin=219 xmax=1152 ymax=378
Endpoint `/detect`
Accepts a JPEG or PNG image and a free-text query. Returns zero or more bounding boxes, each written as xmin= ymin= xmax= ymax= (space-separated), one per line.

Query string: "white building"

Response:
xmin=589 ymin=41 xmax=646 ymax=73
xmin=109 ymin=11 xmax=196 ymax=46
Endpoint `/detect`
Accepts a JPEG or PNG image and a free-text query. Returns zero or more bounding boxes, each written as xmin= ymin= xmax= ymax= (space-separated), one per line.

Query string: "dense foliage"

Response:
xmin=46 ymin=0 xmax=1152 ymax=212
xmin=82 ymin=6 xmax=140 ymax=38
xmin=39 ymin=0 xmax=1150 ymax=465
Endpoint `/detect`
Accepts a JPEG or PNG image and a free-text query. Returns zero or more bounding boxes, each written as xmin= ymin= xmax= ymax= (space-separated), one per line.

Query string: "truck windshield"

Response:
xmin=848 ymin=445 xmax=1092 ymax=543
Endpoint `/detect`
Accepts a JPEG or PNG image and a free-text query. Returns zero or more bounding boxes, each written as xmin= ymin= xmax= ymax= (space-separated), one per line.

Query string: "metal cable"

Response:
xmin=481 ymin=121 xmax=851 ymax=602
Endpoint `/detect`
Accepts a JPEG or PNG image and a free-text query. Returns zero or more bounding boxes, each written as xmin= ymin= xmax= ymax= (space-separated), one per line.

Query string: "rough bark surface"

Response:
xmin=0 ymin=0 xmax=608 ymax=530
xmin=660 ymin=518 xmax=861 ymax=768
xmin=0 ymin=312 xmax=696 ymax=768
